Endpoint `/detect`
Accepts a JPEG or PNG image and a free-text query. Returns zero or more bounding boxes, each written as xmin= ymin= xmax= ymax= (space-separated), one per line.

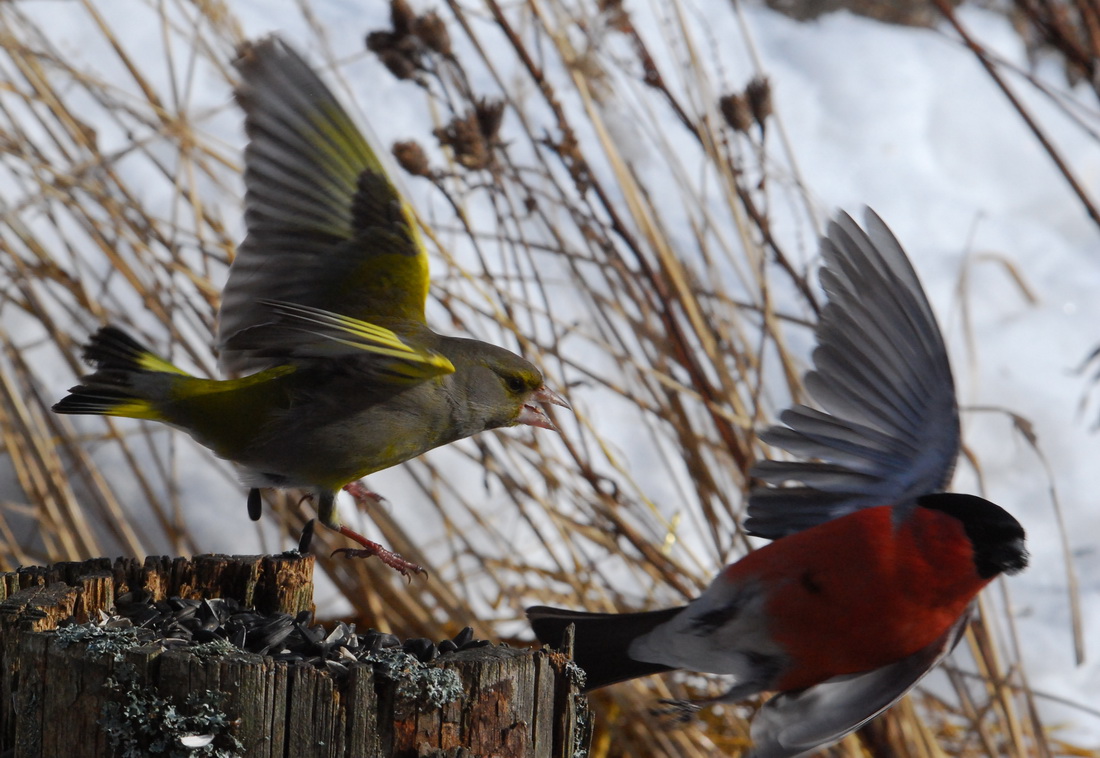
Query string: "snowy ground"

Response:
xmin=9 ymin=0 xmax=1100 ymax=748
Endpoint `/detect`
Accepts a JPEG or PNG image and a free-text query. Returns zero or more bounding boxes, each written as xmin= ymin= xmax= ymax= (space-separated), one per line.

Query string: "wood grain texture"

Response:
xmin=0 ymin=555 xmax=590 ymax=758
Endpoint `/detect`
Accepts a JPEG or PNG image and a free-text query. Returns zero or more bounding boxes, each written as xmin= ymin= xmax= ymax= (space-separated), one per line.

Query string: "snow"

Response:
xmin=7 ymin=0 xmax=1099 ymax=747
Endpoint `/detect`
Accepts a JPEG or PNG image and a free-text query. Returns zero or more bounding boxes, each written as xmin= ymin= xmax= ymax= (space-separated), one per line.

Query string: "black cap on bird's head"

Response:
xmin=916 ymin=493 xmax=1028 ymax=579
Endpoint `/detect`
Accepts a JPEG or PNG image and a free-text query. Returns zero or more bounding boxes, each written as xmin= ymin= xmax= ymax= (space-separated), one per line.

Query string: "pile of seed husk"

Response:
xmin=60 ymin=591 xmax=492 ymax=675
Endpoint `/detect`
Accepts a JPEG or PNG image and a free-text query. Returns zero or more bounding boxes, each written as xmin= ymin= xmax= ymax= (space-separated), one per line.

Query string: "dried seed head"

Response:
xmin=366 ymin=31 xmax=421 ymax=81
xmin=599 ymin=0 xmax=632 ymax=33
xmin=435 ymin=113 xmax=489 ymax=170
xmin=746 ymin=76 xmax=773 ymax=126
xmin=390 ymin=0 xmax=416 ymax=37
xmin=393 ymin=140 xmax=432 ymax=178
xmin=720 ymin=77 xmax=772 ymax=133
xmin=368 ymin=1 xmax=453 ymax=81
xmin=474 ymin=98 xmax=505 ymax=144
xmin=412 ymin=12 xmax=452 ymax=57
xmin=434 ymin=100 xmax=506 ymax=171
xmin=719 ymin=93 xmax=753 ymax=133
xmin=365 ymin=29 xmax=396 ymax=54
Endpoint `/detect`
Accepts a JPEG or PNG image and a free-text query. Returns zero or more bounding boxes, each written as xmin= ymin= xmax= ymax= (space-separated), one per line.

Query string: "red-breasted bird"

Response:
xmin=52 ymin=36 xmax=568 ymax=576
xmin=527 ymin=210 xmax=1027 ymax=757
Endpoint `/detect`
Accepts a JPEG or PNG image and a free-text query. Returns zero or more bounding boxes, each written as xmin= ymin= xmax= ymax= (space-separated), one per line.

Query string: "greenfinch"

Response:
xmin=53 ymin=36 xmax=568 ymax=575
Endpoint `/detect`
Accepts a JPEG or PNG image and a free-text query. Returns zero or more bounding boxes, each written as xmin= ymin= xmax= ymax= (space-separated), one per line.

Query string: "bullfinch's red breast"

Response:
xmin=527 ymin=210 xmax=1028 ymax=758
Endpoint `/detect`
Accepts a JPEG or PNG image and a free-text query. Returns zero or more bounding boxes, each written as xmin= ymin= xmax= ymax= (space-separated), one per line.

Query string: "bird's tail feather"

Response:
xmin=53 ymin=326 xmax=189 ymax=419
xmin=527 ymin=605 xmax=685 ymax=691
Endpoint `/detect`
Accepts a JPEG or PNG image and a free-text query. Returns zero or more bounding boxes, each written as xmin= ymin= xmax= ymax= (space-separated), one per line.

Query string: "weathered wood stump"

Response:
xmin=0 ymin=555 xmax=590 ymax=758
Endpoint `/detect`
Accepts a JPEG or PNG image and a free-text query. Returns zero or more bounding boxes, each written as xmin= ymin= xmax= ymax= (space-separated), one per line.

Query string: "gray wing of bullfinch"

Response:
xmin=746 ymin=610 xmax=970 ymax=758
xmin=217 ymin=36 xmax=435 ymax=375
xmin=745 ymin=209 xmax=960 ymax=539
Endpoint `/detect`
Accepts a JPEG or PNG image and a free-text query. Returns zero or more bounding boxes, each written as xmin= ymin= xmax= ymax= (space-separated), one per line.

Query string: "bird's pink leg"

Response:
xmin=329 ymin=481 xmax=427 ymax=579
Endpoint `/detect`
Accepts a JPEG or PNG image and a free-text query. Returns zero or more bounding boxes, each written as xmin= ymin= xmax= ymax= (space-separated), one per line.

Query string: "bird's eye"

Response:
xmin=506 ymin=375 xmax=527 ymax=394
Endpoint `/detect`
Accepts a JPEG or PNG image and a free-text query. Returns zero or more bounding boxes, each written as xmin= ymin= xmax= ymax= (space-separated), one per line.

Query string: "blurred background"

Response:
xmin=1 ymin=0 xmax=1098 ymax=755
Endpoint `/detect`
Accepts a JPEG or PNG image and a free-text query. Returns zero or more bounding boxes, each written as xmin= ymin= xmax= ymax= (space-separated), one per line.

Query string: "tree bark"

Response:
xmin=0 ymin=555 xmax=590 ymax=758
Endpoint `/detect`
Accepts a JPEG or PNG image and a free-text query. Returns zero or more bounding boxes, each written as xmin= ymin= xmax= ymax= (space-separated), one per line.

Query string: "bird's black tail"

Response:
xmin=53 ymin=326 xmax=186 ymax=418
xmin=526 ymin=605 xmax=685 ymax=691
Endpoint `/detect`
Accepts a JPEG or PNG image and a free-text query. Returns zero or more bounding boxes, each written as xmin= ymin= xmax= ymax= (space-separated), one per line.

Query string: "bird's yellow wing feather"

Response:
xmin=218 ymin=36 xmax=430 ymax=374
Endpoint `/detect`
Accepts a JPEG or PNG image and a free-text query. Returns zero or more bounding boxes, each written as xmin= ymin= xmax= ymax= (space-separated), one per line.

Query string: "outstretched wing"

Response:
xmin=746 ymin=610 xmax=969 ymax=758
xmin=218 ymin=36 xmax=430 ymax=374
xmin=248 ymin=300 xmax=454 ymax=382
xmin=746 ymin=209 xmax=959 ymax=539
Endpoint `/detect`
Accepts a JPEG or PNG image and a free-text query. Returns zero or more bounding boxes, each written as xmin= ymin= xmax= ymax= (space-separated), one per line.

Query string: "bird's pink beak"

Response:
xmin=517 ymin=386 xmax=571 ymax=432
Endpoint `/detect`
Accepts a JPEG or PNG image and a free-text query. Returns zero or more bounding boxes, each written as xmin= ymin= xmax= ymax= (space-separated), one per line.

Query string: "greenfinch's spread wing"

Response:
xmin=218 ymin=36 xmax=430 ymax=374
xmin=254 ymin=300 xmax=453 ymax=382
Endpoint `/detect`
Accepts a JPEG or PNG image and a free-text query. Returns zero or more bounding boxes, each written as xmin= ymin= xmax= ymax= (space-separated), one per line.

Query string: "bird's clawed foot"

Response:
xmin=332 ymin=524 xmax=427 ymax=580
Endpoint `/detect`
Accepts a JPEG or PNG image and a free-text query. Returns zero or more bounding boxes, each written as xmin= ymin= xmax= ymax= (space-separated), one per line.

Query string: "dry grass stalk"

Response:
xmin=0 ymin=1 xmax=1093 ymax=756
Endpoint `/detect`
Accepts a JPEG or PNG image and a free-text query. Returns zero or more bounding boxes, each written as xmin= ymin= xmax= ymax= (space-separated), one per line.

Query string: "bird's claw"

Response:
xmin=331 ymin=546 xmax=428 ymax=580
xmin=333 ymin=523 xmax=428 ymax=580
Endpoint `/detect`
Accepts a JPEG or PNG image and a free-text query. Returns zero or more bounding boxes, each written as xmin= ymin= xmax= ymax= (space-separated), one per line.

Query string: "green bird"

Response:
xmin=53 ymin=36 xmax=569 ymax=575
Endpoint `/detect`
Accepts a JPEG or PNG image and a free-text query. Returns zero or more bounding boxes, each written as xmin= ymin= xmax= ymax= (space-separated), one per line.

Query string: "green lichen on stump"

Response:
xmin=100 ymin=664 xmax=243 ymax=758
xmin=0 ymin=555 xmax=591 ymax=758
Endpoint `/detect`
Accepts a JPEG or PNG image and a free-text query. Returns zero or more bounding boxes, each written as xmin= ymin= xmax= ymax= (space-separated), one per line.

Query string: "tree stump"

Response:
xmin=0 ymin=555 xmax=590 ymax=758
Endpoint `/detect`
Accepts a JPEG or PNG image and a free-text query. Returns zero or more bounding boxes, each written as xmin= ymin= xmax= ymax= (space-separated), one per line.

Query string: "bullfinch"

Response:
xmin=528 ymin=210 xmax=1027 ymax=757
